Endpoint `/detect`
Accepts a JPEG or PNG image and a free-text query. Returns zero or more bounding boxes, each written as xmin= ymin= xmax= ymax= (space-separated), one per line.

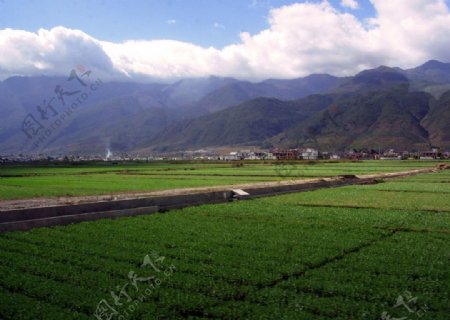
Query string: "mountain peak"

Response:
xmin=409 ymin=60 xmax=450 ymax=74
xmin=355 ymin=65 xmax=402 ymax=76
xmin=344 ymin=66 xmax=408 ymax=91
xmin=1 ymin=60 xmax=450 ymax=154
xmin=420 ymin=60 xmax=446 ymax=70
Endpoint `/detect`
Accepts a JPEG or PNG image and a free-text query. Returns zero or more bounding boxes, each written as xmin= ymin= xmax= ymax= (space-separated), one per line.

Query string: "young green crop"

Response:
xmin=0 ymin=168 xmax=448 ymax=319
xmin=0 ymin=160 xmax=444 ymax=200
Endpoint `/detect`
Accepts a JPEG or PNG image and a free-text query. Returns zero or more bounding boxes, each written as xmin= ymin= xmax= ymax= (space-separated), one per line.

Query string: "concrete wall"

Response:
xmin=0 ymin=167 xmax=437 ymax=232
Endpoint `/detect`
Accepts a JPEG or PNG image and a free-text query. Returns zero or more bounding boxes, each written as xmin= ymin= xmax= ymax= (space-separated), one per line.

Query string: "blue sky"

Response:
xmin=1 ymin=0 xmax=450 ymax=81
xmin=0 ymin=0 xmax=377 ymax=47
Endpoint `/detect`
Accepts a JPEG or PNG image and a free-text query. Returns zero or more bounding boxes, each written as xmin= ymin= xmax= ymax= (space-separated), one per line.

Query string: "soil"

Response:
xmin=0 ymin=167 xmax=436 ymax=212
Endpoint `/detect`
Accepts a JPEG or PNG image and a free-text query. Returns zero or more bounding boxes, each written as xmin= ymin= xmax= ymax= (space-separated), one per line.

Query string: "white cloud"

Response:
xmin=213 ymin=22 xmax=225 ymax=29
xmin=341 ymin=0 xmax=359 ymax=10
xmin=1 ymin=0 xmax=450 ymax=81
xmin=0 ymin=26 xmax=121 ymax=80
xmin=102 ymin=39 xmax=225 ymax=79
xmin=166 ymin=19 xmax=177 ymax=25
xmin=249 ymin=0 xmax=271 ymax=9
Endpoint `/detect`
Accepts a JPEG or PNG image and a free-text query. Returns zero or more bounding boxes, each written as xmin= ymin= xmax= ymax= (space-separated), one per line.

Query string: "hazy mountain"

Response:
xmin=273 ymin=86 xmax=432 ymax=151
xmin=195 ymin=74 xmax=345 ymax=113
xmin=334 ymin=66 xmax=409 ymax=93
xmin=40 ymin=96 xmax=183 ymax=154
xmin=1 ymin=60 xmax=449 ymax=154
xmin=147 ymin=64 xmax=450 ymax=152
xmin=422 ymin=90 xmax=450 ymax=149
xmin=146 ymin=95 xmax=333 ymax=151
xmin=404 ymin=60 xmax=450 ymax=99
xmin=0 ymin=77 xmax=171 ymax=154
xmin=405 ymin=60 xmax=450 ymax=84
xmin=0 ymin=73 xmax=345 ymax=154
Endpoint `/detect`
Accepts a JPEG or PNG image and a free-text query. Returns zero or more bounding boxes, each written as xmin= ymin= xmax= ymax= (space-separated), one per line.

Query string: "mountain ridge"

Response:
xmin=1 ymin=60 xmax=449 ymax=154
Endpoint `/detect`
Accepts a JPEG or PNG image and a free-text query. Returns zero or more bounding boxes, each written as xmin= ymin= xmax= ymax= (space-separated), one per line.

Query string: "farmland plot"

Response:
xmin=0 ymin=168 xmax=448 ymax=319
xmin=0 ymin=160 xmax=440 ymax=200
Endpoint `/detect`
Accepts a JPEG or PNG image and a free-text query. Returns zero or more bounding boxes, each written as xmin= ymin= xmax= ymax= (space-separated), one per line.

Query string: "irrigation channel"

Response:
xmin=0 ymin=166 xmax=445 ymax=232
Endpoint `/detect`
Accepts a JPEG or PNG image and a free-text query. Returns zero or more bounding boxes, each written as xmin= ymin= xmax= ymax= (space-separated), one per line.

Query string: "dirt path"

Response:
xmin=0 ymin=167 xmax=439 ymax=211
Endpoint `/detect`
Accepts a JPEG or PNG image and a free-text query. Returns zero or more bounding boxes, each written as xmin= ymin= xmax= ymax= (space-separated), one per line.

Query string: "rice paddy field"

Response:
xmin=0 ymin=161 xmax=449 ymax=319
xmin=0 ymin=160 xmax=440 ymax=200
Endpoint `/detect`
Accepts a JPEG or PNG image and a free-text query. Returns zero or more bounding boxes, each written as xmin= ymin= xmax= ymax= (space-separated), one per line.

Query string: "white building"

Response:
xmin=301 ymin=148 xmax=319 ymax=160
xmin=223 ymin=152 xmax=240 ymax=161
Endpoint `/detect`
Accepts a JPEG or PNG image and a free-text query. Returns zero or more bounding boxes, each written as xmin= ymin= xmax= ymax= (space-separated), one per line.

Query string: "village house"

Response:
xmin=300 ymin=148 xmax=319 ymax=160
xmin=222 ymin=152 xmax=241 ymax=161
xmin=271 ymin=148 xmax=299 ymax=160
xmin=420 ymin=147 xmax=441 ymax=160
xmin=380 ymin=149 xmax=403 ymax=160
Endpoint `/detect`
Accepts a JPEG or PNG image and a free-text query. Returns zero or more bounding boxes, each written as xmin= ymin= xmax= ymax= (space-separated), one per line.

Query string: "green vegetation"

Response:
xmin=0 ymin=160 xmax=440 ymax=200
xmin=0 ymin=167 xmax=449 ymax=319
xmin=149 ymin=69 xmax=450 ymax=152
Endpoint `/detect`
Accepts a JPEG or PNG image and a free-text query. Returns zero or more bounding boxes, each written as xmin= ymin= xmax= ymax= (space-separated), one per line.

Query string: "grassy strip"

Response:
xmin=0 ymin=168 xmax=449 ymax=319
xmin=0 ymin=160 xmax=442 ymax=200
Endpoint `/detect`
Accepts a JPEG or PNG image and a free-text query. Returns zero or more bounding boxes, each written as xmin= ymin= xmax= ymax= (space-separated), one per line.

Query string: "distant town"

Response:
xmin=1 ymin=147 xmax=449 ymax=163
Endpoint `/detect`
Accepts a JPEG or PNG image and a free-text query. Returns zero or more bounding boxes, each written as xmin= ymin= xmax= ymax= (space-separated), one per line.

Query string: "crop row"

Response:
xmin=1 ymin=160 xmax=444 ymax=200
xmin=0 ymin=287 xmax=89 ymax=320
xmin=1 ymin=169 xmax=449 ymax=319
xmin=0 ymin=220 xmax=384 ymax=286
xmin=269 ymin=186 xmax=450 ymax=212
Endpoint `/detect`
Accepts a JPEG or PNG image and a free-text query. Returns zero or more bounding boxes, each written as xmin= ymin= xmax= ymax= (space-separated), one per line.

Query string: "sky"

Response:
xmin=1 ymin=0 xmax=450 ymax=81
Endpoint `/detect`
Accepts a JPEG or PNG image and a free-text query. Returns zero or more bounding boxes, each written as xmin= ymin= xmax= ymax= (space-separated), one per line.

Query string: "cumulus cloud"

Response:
xmin=166 ymin=19 xmax=177 ymax=25
xmin=1 ymin=0 xmax=450 ymax=81
xmin=369 ymin=0 xmax=450 ymax=65
xmin=0 ymin=27 xmax=122 ymax=80
xmin=249 ymin=0 xmax=271 ymax=9
xmin=341 ymin=0 xmax=359 ymax=10
xmin=213 ymin=22 xmax=226 ymax=29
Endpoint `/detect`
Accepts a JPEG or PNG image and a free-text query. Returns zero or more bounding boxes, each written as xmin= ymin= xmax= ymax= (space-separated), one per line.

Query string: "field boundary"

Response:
xmin=0 ymin=167 xmax=442 ymax=232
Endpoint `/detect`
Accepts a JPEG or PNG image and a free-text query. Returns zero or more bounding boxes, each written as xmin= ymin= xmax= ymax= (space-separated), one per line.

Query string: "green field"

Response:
xmin=0 ymin=160 xmax=440 ymax=200
xmin=0 ymin=164 xmax=449 ymax=319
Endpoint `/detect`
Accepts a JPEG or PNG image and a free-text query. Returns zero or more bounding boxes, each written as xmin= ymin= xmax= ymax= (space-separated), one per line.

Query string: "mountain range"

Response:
xmin=0 ymin=60 xmax=449 ymax=155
